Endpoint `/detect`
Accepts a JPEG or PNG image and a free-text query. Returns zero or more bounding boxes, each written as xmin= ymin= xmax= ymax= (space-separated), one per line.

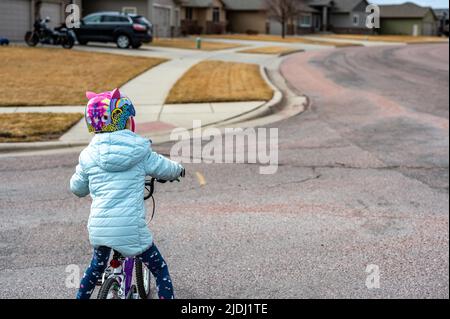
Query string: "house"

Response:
xmin=81 ymin=0 xmax=183 ymax=37
xmin=378 ymin=2 xmax=438 ymax=36
xmin=293 ymin=2 xmax=321 ymax=34
xmin=433 ymin=8 xmax=449 ymax=36
xmin=221 ymin=0 xmax=268 ymax=34
xmin=178 ymin=0 xmax=226 ymax=35
xmin=303 ymin=0 xmax=372 ymax=34
xmin=188 ymin=0 xmax=373 ymax=36
xmin=0 ymin=0 xmax=81 ymax=41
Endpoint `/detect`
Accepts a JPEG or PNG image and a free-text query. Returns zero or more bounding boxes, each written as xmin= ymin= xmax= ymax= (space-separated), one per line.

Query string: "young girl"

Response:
xmin=70 ymin=88 xmax=184 ymax=299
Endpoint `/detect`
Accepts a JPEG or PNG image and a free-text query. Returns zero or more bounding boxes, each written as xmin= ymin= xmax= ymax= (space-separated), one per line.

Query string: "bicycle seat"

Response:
xmin=112 ymin=250 xmax=124 ymax=259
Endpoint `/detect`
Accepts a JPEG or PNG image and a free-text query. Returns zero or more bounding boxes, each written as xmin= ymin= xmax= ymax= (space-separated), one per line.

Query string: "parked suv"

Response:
xmin=75 ymin=12 xmax=153 ymax=49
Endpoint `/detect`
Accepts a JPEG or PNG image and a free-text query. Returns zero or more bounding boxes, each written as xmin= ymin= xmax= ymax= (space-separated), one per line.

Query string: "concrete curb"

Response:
xmin=278 ymin=49 xmax=305 ymax=58
xmin=0 ymin=141 xmax=88 ymax=153
xmin=113 ymin=65 xmax=286 ymax=144
xmin=0 ymin=64 xmax=305 ymax=154
xmin=406 ymin=41 xmax=449 ymax=45
xmin=203 ymin=65 xmax=283 ymax=126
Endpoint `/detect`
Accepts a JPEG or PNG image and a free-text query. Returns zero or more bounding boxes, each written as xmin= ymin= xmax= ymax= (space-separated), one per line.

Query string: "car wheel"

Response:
xmin=116 ymin=35 xmax=130 ymax=49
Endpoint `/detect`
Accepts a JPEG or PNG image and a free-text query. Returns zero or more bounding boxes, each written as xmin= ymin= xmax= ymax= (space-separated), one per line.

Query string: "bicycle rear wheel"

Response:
xmin=135 ymin=259 xmax=152 ymax=299
xmin=97 ymin=277 xmax=121 ymax=299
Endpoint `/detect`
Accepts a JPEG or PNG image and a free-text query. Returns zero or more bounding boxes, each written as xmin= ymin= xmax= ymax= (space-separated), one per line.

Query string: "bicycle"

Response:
xmin=96 ymin=177 xmax=166 ymax=299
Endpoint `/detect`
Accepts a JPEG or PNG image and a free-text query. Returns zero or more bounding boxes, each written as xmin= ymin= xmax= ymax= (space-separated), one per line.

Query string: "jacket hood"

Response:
xmin=88 ymin=130 xmax=150 ymax=172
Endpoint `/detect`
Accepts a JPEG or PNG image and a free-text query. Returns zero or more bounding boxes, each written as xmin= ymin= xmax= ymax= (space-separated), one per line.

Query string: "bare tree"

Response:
xmin=266 ymin=0 xmax=305 ymax=38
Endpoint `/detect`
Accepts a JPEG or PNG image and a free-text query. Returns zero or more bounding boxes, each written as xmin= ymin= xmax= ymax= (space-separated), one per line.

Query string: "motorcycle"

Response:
xmin=24 ymin=17 xmax=76 ymax=49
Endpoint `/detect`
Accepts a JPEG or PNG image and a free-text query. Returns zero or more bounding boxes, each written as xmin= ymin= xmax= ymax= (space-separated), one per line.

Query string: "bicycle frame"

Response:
xmin=102 ymin=254 xmax=136 ymax=299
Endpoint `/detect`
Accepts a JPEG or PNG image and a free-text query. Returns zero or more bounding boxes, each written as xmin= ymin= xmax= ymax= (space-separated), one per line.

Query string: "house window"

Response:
xmin=213 ymin=7 xmax=220 ymax=23
xmin=186 ymin=7 xmax=193 ymax=21
xmin=122 ymin=7 xmax=137 ymax=15
xmin=299 ymin=14 xmax=312 ymax=27
xmin=352 ymin=14 xmax=360 ymax=26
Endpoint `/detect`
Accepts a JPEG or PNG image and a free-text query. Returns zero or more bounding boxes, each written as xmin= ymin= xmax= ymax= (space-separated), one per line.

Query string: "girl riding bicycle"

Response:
xmin=70 ymin=88 xmax=184 ymax=299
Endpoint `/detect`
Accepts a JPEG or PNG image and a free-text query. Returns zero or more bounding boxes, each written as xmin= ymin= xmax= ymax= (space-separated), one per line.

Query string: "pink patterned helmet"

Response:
xmin=85 ymin=88 xmax=136 ymax=133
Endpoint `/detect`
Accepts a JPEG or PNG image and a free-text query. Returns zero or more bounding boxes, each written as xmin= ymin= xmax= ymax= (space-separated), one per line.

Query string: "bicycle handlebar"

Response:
xmin=144 ymin=168 xmax=185 ymax=223
xmin=144 ymin=168 xmax=185 ymax=201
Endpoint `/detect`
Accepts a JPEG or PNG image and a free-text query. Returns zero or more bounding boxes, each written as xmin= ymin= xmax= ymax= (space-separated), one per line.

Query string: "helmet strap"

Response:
xmin=130 ymin=117 xmax=136 ymax=133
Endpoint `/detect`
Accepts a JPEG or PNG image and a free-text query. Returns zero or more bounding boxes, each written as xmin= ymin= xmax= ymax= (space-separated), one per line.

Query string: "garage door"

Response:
xmin=269 ymin=20 xmax=282 ymax=36
xmin=0 ymin=0 xmax=31 ymax=41
xmin=422 ymin=23 xmax=435 ymax=36
xmin=153 ymin=6 xmax=171 ymax=37
xmin=40 ymin=2 xmax=62 ymax=29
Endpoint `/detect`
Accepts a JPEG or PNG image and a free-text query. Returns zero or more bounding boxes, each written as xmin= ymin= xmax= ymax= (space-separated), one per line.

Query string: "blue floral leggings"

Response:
xmin=77 ymin=243 xmax=174 ymax=299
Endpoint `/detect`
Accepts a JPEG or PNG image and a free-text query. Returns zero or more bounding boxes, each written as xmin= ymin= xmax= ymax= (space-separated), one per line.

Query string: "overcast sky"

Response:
xmin=371 ymin=0 xmax=449 ymax=8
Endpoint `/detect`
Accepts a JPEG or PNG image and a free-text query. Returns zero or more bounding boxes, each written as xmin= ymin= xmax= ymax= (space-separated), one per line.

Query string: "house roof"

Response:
xmin=308 ymin=0 xmax=333 ymax=6
xmin=221 ymin=0 xmax=267 ymax=11
xmin=181 ymin=0 xmax=215 ymax=8
xmin=308 ymin=0 xmax=367 ymax=13
xmin=296 ymin=2 xmax=320 ymax=13
xmin=333 ymin=0 xmax=368 ymax=13
xmin=379 ymin=2 xmax=435 ymax=18
xmin=221 ymin=0 xmax=324 ymax=12
xmin=434 ymin=8 xmax=449 ymax=18
xmin=181 ymin=0 xmax=365 ymax=13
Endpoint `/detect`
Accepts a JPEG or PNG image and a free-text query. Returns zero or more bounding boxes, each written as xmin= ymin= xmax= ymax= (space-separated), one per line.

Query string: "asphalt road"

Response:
xmin=0 ymin=44 xmax=448 ymax=299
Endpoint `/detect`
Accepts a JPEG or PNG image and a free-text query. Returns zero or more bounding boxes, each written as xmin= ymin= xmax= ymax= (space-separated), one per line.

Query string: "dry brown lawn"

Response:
xmin=0 ymin=113 xmax=83 ymax=142
xmin=239 ymin=46 xmax=304 ymax=55
xmin=0 ymin=46 xmax=166 ymax=106
xmin=320 ymin=34 xmax=449 ymax=44
xmin=165 ymin=60 xmax=273 ymax=104
xmin=150 ymin=38 xmax=241 ymax=51
xmin=202 ymin=34 xmax=362 ymax=47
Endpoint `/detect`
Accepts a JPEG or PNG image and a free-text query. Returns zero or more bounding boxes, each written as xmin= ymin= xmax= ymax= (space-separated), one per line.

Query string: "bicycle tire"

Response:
xmin=97 ymin=277 xmax=121 ymax=299
xmin=135 ymin=259 xmax=152 ymax=299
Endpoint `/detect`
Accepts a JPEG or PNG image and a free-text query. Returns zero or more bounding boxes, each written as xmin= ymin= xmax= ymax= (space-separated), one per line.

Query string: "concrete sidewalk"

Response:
xmin=0 ymin=43 xmax=286 ymax=146
xmin=0 ymin=41 xmax=309 ymax=150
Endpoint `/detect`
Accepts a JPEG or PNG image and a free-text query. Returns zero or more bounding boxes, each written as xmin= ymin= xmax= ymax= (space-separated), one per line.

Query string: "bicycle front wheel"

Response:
xmin=97 ymin=277 xmax=121 ymax=299
xmin=135 ymin=259 xmax=152 ymax=299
